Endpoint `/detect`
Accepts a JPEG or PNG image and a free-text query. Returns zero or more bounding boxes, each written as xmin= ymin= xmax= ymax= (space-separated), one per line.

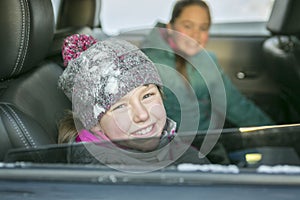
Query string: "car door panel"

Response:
xmin=206 ymin=22 xmax=298 ymax=123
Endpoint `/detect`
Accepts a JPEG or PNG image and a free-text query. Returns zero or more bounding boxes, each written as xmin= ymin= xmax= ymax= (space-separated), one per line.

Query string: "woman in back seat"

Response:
xmin=141 ymin=0 xmax=274 ymax=131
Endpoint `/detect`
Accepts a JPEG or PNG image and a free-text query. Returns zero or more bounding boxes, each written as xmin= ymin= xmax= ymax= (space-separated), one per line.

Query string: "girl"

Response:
xmin=141 ymin=0 xmax=274 ymax=131
xmin=57 ymin=34 xmax=210 ymax=167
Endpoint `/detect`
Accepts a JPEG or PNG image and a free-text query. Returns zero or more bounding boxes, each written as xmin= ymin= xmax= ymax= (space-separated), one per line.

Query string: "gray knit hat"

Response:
xmin=58 ymin=35 xmax=162 ymax=130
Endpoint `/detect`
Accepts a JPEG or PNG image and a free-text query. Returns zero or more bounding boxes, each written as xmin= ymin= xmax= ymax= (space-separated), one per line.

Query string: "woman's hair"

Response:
xmin=169 ymin=0 xmax=211 ymax=83
xmin=58 ymin=85 xmax=164 ymax=143
xmin=169 ymin=0 xmax=211 ymax=26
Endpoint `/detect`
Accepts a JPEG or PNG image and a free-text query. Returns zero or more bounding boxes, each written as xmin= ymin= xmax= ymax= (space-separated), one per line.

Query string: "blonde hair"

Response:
xmin=58 ymin=110 xmax=77 ymax=143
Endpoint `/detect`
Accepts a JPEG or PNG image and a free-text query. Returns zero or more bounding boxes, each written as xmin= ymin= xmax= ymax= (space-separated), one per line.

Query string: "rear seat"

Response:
xmin=48 ymin=0 xmax=108 ymax=66
xmin=0 ymin=0 xmax=71 ymax=160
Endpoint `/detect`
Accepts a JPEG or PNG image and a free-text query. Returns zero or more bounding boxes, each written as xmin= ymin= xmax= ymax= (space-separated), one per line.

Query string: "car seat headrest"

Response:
xmin=267 ymin=0 xmax=300 ymax=36
xmin=0 ymin=0 xmax=54 ymax=80
xmin=56 ymin=0 xmax=101 ymax=29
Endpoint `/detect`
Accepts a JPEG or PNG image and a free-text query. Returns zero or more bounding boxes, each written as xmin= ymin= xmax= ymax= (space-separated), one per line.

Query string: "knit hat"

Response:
xmin=58 ymin=34 xmax=162 ymax=130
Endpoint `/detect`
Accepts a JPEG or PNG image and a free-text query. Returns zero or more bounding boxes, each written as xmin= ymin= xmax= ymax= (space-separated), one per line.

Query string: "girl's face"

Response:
xmin=167 ymin=5 xmax=210 ymax=56
xmin=97 ymin=84 xmax=166 ymax=152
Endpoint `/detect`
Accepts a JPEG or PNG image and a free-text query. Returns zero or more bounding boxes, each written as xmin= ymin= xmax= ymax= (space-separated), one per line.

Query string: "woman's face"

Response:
xmin=97 ymin=84 xmax=166 ymax=152
xmin=167 ymin=5 xmax=210 ymax=56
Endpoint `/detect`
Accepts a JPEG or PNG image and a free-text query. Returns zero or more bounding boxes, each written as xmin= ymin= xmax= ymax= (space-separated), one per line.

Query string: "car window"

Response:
xmin=101 ymin=0 xmax=275 ymax=35
xmin=2 ymin=0 xmax=300 ymax=198
xmin=206 ymin=0 xmax=275 ymax=23
xmin=51 ymin=0 xmax=61 ymax=25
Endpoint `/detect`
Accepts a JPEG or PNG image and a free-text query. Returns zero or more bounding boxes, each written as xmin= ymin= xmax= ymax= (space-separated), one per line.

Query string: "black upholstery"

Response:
xmin=0 ymin=0 xmax=54 ymax=79
xmin=0 ymin=0 xmax=71 ymax=160
xmin=266 ymin=0 xmax=300 ymax=36
xmin=56 ymin=0 xmax=101 ymax=30
xmin=49 ymin=0 xmax=107 ymax=64
xmin=263 ymin=0 xmax=300 ymax=122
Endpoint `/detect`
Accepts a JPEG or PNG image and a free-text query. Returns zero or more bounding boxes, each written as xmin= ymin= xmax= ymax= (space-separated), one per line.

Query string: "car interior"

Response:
xmin=0 ymin=0 xmax=70 ymax=161
xmin=0 ymin=0 xmax=300 ymax=168
xmin=0 ymin=0 xmax=106 ymax=161
xmin=263 ymin=0 xmax=300 ymax=123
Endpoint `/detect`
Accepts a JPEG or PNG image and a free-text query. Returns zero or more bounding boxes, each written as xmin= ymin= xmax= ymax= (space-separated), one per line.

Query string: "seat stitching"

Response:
xmin=11 ymin=0 xmax=30 ymax=76
xmin=0 ymin=105 xmax=29 ymax=148
xmin=11 ymin=0 xmax=25 ymax=76
xmin=18 ymin=0 xmax=30 ymax=74
xmin=6 ymin=105 xmax=37 ymax=148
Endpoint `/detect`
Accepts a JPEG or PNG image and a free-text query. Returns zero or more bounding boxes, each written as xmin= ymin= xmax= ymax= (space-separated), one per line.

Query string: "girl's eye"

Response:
xmin=143 ymin=92 xmax=155 ymax=99
xmin=183 ymin=24 xmax=192 ymax=29
xmin=111 ymin=104 xmax=126 ymax=111
xmin=199 ymin=26 xmax=209 ymax=32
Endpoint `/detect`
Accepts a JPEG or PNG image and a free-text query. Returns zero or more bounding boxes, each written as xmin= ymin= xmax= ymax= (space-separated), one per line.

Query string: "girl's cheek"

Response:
xmin=110 ymin=111 xmax=132 ymax=134
xmin=148 ymin=103 xmax=166 ymax=120
xmin=200 ymin=32 xmax=209 ymax=47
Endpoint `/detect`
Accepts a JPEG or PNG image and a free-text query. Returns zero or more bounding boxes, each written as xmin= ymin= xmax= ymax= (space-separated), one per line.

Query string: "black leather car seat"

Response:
xmin=0 ymin=0 xmax=71 ymax=160
xmin=49 ymin=0 xmax=107 ymax=66
xmin=263 ymin=0 xmax=300 ymax=123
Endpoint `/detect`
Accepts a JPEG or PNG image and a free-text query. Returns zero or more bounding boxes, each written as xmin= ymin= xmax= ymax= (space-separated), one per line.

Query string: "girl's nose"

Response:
xmin=190 ymin=28 xmax=200 ymax=40
xmin=132 ymin=101 xmax=149 ymax=123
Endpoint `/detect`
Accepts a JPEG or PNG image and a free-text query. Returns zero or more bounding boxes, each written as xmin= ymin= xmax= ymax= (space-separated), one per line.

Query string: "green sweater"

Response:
xmin=141 ymin=23 xmax=274 ymax=131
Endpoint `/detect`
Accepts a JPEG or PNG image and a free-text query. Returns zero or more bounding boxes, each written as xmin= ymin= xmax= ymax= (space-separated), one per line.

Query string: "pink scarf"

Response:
xmin=75 ymin=129 xmax=110 ymax=143
xmin=160 ymin=28 xmax=179 ymax=52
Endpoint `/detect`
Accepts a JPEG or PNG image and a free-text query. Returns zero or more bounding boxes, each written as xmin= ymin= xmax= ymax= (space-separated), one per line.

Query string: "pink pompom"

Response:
xmin=62 ymin=34 xmax=97 ymax=67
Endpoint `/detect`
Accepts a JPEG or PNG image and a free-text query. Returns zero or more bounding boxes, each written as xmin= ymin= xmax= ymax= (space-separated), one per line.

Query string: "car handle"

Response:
xmin=236 ymin=71 xmax=258 ymax=79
